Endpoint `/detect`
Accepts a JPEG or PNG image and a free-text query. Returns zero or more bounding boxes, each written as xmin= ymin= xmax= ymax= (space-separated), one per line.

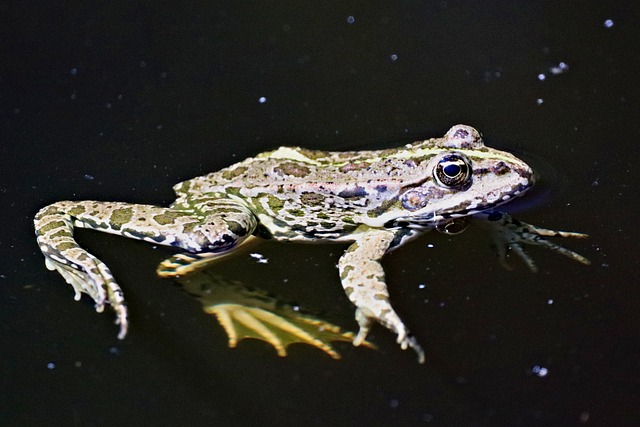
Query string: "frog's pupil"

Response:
xmin=444 ymin=164 xmax=461 ymax=177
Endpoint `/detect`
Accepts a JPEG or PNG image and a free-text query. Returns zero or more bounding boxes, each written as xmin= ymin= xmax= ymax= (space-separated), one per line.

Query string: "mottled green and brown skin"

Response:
xmin=35 ymin=125 xmax=589 ymax=362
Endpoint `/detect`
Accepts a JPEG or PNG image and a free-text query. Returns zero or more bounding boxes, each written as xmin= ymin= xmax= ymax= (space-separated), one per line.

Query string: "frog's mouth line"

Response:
xmin=389 ymin=181 xmax=533 ymax=229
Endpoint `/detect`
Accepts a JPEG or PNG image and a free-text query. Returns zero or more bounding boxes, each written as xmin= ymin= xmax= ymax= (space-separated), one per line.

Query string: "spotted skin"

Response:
xmin=34 ymin=125 xmax=589 ymax=362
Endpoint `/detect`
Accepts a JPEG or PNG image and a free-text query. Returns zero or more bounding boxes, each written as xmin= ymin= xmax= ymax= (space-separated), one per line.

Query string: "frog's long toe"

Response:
xmin=392 ymin=323 xmax=425 ymax=363
xmin=399 ymin=333 xmax=426 ymax=364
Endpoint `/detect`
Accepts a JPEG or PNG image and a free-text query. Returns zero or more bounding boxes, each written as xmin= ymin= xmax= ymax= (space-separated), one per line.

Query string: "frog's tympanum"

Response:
xmin=35 ymin=125 xmax=589 ymax=363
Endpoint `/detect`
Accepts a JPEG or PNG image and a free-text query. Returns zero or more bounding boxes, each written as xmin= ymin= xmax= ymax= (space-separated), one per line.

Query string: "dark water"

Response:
xmin=2 ymin=2 xmax=639 ymax=425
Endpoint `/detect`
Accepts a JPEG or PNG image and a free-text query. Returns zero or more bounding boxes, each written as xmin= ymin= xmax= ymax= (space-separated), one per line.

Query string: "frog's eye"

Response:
xmin=434 ymin=154 xmax=472 ymax=188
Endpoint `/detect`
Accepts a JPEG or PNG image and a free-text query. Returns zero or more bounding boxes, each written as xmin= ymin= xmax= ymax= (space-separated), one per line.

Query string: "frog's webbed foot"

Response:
xmin=44 ymin=254 xmax=128 ymax=338
xmin=178 ymin=271 xmax=374 ymax=359
xmin=35 ymin=206 xmax=128 ymax=338
xmin=480 ymin=211 xmax=591 ymax=272
xmin=339 ymin=227 xmax=426 ymax=364
xmin=353 ymin=308 xmax=425 ymax=364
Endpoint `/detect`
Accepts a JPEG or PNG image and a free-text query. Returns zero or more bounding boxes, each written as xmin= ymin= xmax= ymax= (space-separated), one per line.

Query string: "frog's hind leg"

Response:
xmin=35 ymin=199 xmax=257 ymax=338
xmin=157 ymin=198 xmax=259 ymax=277
xmin=35 ymin=201 xmax=135 ymax=338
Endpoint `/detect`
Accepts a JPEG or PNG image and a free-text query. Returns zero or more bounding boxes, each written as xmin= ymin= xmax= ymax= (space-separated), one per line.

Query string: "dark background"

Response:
xmin=2 ymin=1 xmax=639 ymax=425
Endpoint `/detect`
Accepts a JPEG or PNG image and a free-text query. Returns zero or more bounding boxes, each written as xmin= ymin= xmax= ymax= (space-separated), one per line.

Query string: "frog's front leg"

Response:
xmin=338 ymin=226 xmax=425 ymax=363
xmin=34 ymin=199 xmax=257 ymax=338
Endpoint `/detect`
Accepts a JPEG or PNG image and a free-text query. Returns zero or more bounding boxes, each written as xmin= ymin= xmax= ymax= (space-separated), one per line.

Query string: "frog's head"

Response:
xmin=379 ymin=125 xmax=534 ymax=228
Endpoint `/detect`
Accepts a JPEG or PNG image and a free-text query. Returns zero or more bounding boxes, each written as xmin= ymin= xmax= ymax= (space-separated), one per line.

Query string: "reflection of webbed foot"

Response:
xmin=206 ymin=304 xmax=370 ymax=359
xmin=481 ymin=211 xmax=590 ymax=271
xmin=177 ymin=271 xmax=374 ymax=359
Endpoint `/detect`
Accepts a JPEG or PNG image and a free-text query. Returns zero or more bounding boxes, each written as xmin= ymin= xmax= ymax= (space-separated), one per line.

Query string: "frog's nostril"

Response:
xmin=492 ymin=161 xmax=509 ymax=175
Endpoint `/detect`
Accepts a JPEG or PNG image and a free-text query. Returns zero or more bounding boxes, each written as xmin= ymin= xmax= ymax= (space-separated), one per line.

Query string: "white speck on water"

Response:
xmin=390 ymin=54 xmax=398 ymax=61
xmin=258 ymin=96 xmax=267 ymax=104
xmin=83 ymin=174 xmax=95 ymax=181
xmin=346 ymin=15 xmax=355 ymax=24
xmin=427 ymin=243 xmax=434 ymax=248
xmin=250 ymin=253 xmax=268 ymax=264
xmin=547 ymin=299 xmax=554 ymax=305
xmin=70 ymin=68 xmax=78 ymax=76
xmin=580 ymin=411 xmax=590 ymax=423
xmin=549 ymin=61 xmax=569 ymax=75
xmin=418 ymin=283 xmax=426 ymax=289
xmin=536 ymin=98 xmax=544 ymax=105
xmin=537 ymin=73 xmax=546 ymax=81
xmin=604 ymin=19 xmax=614 ymax=29
xmin=47 ymin=362 xmax=56 ymax=370
xmin=531 ymin=365 xmax=549 ymax=377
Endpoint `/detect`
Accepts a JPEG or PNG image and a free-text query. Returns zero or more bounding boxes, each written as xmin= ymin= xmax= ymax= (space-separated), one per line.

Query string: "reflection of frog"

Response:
xmin=179 ymin=270 xmax=374 ymax=359
xmin=35 ymin=125 xmax=589 ymax=362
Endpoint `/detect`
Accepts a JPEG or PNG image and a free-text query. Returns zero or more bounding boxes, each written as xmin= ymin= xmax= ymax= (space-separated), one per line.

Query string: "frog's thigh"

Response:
xmin=67 ymin=198 xmax=257 ymax=253
xmin=338 ymin=229 xmax=408 ymax=342
xmin=159 ymin=199 xmax=258 ymax=276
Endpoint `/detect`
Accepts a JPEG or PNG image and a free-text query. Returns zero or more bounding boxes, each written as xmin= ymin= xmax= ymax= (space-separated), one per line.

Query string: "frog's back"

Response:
xmin=172 ymin=145 xmax=433 ymax=200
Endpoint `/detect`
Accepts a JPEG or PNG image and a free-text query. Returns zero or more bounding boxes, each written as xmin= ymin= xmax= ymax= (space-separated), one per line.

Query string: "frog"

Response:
xmin=34 ymin=124 xmax=590 ymax=363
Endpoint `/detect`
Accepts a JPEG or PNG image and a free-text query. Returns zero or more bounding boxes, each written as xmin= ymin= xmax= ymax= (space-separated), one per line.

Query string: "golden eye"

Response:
xmin=434 ymin=154 xmax=471 ymax=188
